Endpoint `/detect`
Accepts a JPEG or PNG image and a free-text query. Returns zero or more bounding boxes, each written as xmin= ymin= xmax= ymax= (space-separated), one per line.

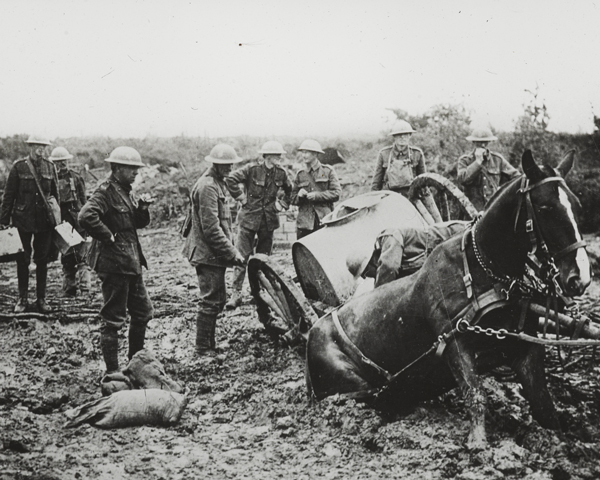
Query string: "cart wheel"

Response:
xmin=248 ymin=254 xmax=319 ymax=344
xmin=408 ymin=173 xmax=478 ymax=224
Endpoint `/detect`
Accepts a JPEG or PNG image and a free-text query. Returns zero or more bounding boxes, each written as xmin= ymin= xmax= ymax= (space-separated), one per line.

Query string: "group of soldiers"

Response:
xmin=0 ymin=121 xmax=518 ymax=374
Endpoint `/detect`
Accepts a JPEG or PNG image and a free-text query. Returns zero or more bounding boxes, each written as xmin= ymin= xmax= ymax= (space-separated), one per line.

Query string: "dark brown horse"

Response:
xmin=306 ymin=150 xmax=591 ymax=450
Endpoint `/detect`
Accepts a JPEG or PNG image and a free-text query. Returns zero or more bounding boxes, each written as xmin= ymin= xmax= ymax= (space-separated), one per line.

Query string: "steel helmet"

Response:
xmin=26 ymin=135 xmax=53 ymax=146
xmin=259 ymin=140 xmax=286 ymax=155
xmin=49 ymin=146 xmax=73 ymax=162
xmin=298 ymin=139 xmax=324 ymax=154
xmin=388 ymin=120 xmax=416 ymax=136
xmin=466 ymin=127 xmax=497 ymax=142
xmin=105 ymin=146 xmax=145 ymax=167
xmin=204 ymin=143 xmax=243 ymax=164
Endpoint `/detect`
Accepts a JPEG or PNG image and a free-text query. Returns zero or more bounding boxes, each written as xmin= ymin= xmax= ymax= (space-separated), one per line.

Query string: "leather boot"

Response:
xmin=101 ymin=326 xmax=120 ymax=373
xmin=14 ymin=296 xmax=28 ymax=313
xmin=35 ymin=263 xmax=51 ymax=313
xmin=62 ymin=266 xmax=78 ymax=297
xmin=196 ymin=312 xmax=217 ymax=355
xmin=128 ymin=322 xmax=147 ymax=360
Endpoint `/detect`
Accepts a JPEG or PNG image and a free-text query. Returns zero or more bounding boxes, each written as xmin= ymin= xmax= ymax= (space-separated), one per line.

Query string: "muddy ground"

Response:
xmin=1 ymin=230 xmax=600 ymax=480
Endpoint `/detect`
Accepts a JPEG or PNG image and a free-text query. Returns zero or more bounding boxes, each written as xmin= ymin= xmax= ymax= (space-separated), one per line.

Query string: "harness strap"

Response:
xmin=553 ymin=240 xmax=587 ymax=261
xmin=461 ymin=227 xmax=474 ymax=300
xmin=331 ymin=309 xmax=392 ymax=383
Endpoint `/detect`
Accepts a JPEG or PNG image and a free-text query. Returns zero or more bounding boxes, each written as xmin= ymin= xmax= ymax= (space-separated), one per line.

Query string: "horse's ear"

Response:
xmin=522 ymin=150 xmax=544 ymax=182
xmin=556 ymin=149 xmax=576 ymax=178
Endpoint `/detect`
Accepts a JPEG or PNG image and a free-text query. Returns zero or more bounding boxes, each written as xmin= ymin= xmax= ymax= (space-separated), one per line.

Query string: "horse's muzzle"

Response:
xmin=565 ymin=274 xmax=590 ymax=297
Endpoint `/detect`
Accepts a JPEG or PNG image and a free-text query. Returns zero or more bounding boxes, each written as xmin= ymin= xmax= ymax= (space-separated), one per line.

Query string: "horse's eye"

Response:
xmin=537 ymin=205 xmax=553 ymax=213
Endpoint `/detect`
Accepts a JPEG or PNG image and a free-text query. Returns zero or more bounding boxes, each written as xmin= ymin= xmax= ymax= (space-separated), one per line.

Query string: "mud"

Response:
xmin=1 ymin=230 xmax=600 ymax=480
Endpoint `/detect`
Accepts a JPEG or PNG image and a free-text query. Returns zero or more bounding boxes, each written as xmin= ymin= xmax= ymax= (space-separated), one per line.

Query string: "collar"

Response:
xmin=109 ymin=173 xmax=132 ymax=193
xmin=392 ymin=144 xmax=409 ymax=156
xmin=307 ymin=159 xmax=321 ymax=172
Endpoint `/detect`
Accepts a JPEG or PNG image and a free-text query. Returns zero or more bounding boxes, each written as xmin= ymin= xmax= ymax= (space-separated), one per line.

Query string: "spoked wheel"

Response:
xmin=247 ymin=254 xmax=319 ymax=344
xmin=408 ymin=173 xmax=478 ymax=224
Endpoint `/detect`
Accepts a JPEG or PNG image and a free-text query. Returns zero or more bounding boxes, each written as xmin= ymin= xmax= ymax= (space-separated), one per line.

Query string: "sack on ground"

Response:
xmin=101 ymin=371 xmax=134 ymax=397
xmin=124 ymin=349 xmax=183 ymax=393
xmin=64 ymin=389 xmax=188 ymax=429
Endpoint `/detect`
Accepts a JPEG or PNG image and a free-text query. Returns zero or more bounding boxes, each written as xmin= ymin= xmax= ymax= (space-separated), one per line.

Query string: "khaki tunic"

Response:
xmin=457 ymin=149 xmax=520 ymax=211
xmin=371 ymin=145 xmax=425 ymax=194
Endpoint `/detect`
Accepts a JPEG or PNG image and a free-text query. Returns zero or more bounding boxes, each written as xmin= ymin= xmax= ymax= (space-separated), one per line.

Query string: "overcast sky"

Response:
xmin=0 ymin=0 xmax=598 ymax=139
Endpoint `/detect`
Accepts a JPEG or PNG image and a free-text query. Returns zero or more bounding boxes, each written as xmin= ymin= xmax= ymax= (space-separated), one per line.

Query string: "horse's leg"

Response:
xmin=444 ymin=338 xmax=488 ymax=450
xmin=511 ymin=343 xmax=560 ymax=430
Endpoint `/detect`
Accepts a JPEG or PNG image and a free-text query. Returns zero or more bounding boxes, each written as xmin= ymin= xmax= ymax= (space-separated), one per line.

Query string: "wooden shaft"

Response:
xmin=529 ymin=303 xmax=600 ymax=340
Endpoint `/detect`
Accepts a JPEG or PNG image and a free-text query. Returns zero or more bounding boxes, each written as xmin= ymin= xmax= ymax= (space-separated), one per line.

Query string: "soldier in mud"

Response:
xmin=224 ymin=140 xmax=293 ymax=309
xmin=457 ymin=127 xmax=520 ymax=211
xmin=371 ymin=120 xmax=426 ymax=197
xmin=79 ymin=147 xmax=154 ymax=374
xmin=182 ymin=144 xmax=245 ymax=356
xmin=291 ymin=139 xmax=341 ymax=239
xmin=49 ymin=147 xmax=92 ymax=296
xmin=348 ymin=220 xmax=469 ymax=288
xmin=0 ymin=135 xmax=59 ymax=313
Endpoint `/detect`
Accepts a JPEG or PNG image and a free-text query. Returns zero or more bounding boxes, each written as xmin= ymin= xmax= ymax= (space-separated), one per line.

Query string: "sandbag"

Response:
xmin=124 ymin=349 xmax=183 ymax=393
xmin=64 ymin=389 xmax=188 ymax=429
xmin=100 ymin=371 xmax=134 ymax=397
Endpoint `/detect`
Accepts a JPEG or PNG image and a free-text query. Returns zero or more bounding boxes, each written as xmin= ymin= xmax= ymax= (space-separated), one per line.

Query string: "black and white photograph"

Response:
xmin=1 ymin=1 xmax=600 ymax=478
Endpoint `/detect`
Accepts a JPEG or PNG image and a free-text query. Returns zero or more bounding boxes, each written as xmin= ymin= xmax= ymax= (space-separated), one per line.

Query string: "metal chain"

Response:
xmin=456 ymin=318 xmax=508 ymax=340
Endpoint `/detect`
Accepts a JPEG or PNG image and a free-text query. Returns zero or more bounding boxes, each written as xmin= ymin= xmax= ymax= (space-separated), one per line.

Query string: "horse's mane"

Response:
xmin=482 ymin=174 xmax=522 ymax=211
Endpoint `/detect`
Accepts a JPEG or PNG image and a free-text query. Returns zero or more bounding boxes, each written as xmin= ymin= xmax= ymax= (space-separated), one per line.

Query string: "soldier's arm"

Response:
xmin=78 ymin=190 xmax=113 ymax=242
xmin=290 ymin=171 xmax=302 ymax=206
xmin=0 ymin=167 xmax=19 ymax=225
xmin=75 ymin=174 xmax=87 ymax=206
xmin=500 ymin=155 xmax=520 ymax=179
xmin=134 ymin=202 xmax=151 ymax=229
xmin=370 ymin=152 xmax=385 ymax=191
xmin=307 ymin=168 xmax=341 ymax=203
xmin=50 ymin=162 xmax=60 ymax=203
xmin=375 ymin=230 xmax=405 ymax=288
xmin=415 ymin=150 xmax=426 ymax=175
xmin=280 ymin=171 xmax=293 ymax=209
xmin=456 ymin=154 xmax=482 ymax=186
xmin=198 ymin=183 xmax=238 ymax=261
xmin=225 ymin=164 xmax=250 ymax=203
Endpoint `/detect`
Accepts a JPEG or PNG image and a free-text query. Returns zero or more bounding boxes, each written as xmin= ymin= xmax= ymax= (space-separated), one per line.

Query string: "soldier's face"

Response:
xmin=54 ymin=160 xmax=68 ymax=172
xmin=473 ymin=141 xmax=490 ymax=149
xmin=393 ymin=134 xmax=411 ymax=147
xmin=263 ymin=154 xmax=281 ymax=168
xmin=30 ymin=144 xmax=49 ymax=160
xmin=300 ymin=150 xmax=316 ymax=164
xmin=215 ymin=163 xmax=233 ymax=177
xmin=115 ymin=165 xmax=140 ymax=185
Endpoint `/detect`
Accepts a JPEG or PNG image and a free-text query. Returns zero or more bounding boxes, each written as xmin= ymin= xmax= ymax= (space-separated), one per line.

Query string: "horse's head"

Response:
xmin=521 ymin=149 xmax=591 ymax=296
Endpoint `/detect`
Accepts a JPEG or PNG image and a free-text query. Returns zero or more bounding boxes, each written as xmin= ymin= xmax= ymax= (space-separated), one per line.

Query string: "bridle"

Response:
xmin=473 ymin=175 xmax=587 ymax=296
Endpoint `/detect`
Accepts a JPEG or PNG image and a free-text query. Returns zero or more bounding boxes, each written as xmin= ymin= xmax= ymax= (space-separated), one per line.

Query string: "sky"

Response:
xmin=0 ymin=0 xmax=599 ymax=139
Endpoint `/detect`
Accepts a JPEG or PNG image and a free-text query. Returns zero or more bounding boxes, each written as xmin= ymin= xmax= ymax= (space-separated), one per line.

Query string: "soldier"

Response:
xmin=182 ymin=144 xmax=245 ymax=356
xmin=0 ymin=135 xmax=59 ymax=313
xmin=291 ymin=139 xmax=341 ymax=239
xmin=224 ymin=140 xmax=292 ymax=309
xmin=347 ymin=221 xmax=469 ymax=288
xmin=78 ymin=147 xmax=154 ymax=374
xmin=49 ymin=146 xmax=91 ymax=296
xmin=457 ymin=127 xmax=520 ymax=211
xmin=371 ymin=120 xmax=426 ymax=197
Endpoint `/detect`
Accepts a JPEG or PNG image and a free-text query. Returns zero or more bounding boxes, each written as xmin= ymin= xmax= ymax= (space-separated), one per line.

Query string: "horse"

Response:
xmin=305 ymin=150 xmax=591 ymax=450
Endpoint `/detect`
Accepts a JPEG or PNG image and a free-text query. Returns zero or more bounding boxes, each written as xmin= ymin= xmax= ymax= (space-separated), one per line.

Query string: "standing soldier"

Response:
xmin=78 ymin=147 xmax=154 ymax=374
xmin=457 ymin=127 xmax=520 ymax=211
xmin=224 ymin=140 xmax=292 ymax=309
xmin=49 ymin=146 xmax=91 ymax=296
xmin=0 ymin=135 xmax=58 ymax=313
xmin=291 ymin=139 xmax=341 ymax=239
xmin=371 ymin=120 xmax=426 ymax=197
xmin=182 ymin=144 xmax=245 ymax=356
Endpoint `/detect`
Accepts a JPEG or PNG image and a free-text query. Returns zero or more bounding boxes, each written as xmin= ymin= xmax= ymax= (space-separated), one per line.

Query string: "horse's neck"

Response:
xmin=476 ymin=186 xmax=528 ymax=278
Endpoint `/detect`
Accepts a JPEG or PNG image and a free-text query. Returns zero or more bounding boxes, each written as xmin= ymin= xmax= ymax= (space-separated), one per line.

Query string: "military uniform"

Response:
xmin=79 ymin=174 xmax=153 ymax=371
xmin=0 ymin=156 xmax=59 ymax=304
xmin=57 ymin=168 xmax=90 ymax=295
xmin=371 ymin=144 xmax=426 ymax=196
xmin=291 ymin=160 xmax=341 ymax=239
xmin=457 ymin=149 xmax=519 ymax=211
xmin=364 ymin=221 xmax=468 ymax=288
xmin=183 ymin=166 xmax=239 ymax=313
xmin=225 ymin=161 xmax=292 ymax=292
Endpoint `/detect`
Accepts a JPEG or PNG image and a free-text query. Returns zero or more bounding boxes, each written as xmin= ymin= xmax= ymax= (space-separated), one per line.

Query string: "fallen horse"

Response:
xmin=306 ymin=150 xmax=593 ymax=450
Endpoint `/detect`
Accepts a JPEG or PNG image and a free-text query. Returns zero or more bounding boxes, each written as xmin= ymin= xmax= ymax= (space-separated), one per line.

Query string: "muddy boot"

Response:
xmin=77 ymin=264 xmax=92 ymax=292
xmin=101 ymin=326 xmax=120 ymax=373
xmin=62 ymin=266 xmax=78 ymax=297
xmin=128 ymin=323 xmax=147 ymax=360
xmin=35 ymin=263 xmax=51 ymax=313
xmin=196 ymin=312 xmax=217 ymax=356
xmin=225 ymin=290 xmax=242 ymax=310
xmin=15 ymin=263 xmax=29 ymax=313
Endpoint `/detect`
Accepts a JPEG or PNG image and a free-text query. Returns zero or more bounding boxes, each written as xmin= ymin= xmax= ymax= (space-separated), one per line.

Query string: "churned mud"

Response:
xmin=1 ymin=230 xmax=600 ymax=480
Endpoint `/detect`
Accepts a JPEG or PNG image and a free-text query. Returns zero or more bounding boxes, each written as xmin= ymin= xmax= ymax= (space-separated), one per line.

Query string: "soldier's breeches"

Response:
xmin=195 ymin=265 xmax=227 ymax=316
xmin=16 ymin=230 xmax=53 ymax=266
xmin=233 ymin=225 xmax=274 ymax=291
xmin=97 ymin=273 xmax=153 ymax=329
